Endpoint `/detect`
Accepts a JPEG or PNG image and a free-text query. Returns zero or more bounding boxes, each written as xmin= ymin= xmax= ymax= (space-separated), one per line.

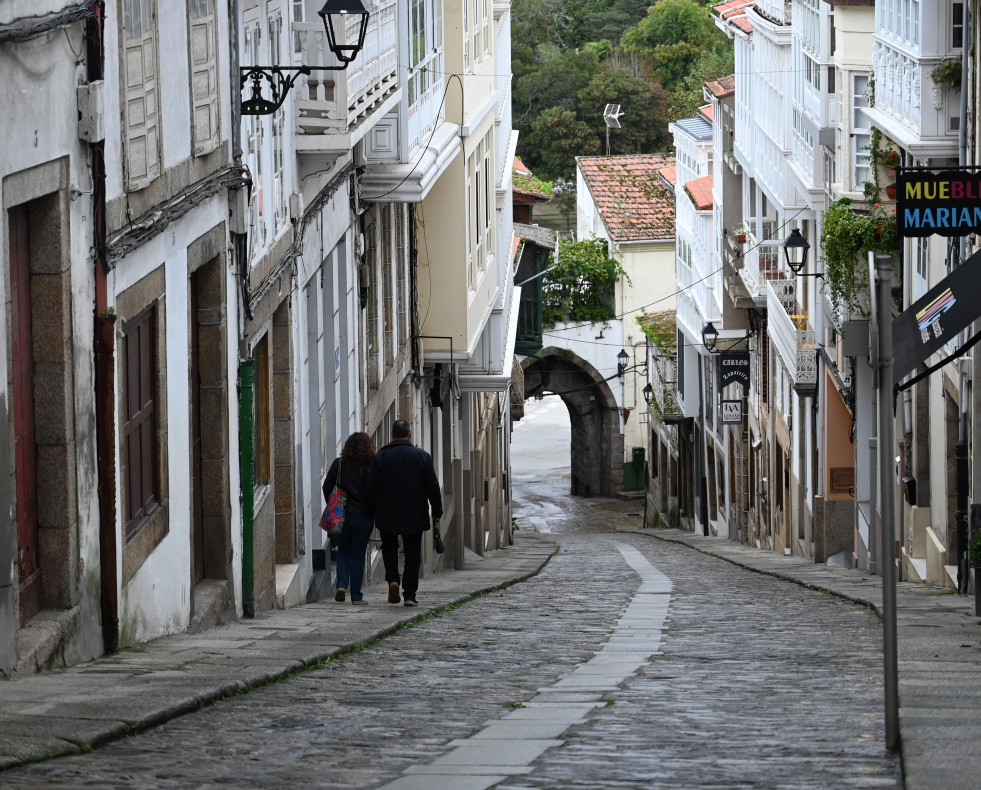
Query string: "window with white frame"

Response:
xmin=189 ymin=0 xmax=219 ymax=157
xmin=465 ymin=0 xmax=489 ymax=71
xmin=850 ymin=73 xmax=872 ymax=191
xmin=409 ymin=0 xmax=443 ymax=108
xmin=292 ymin=0 xmax=304 ymax=51
xmin=269 ymin=15 xmax=288 ymax=231
xmin=122 ymin=0 xmax=160 ymax=189
xmin=246 ymin=22 xmax=267 ymax=253
xmin=467 ymin=132 xmax=494 ymax=284
xmin=914 ymin=236 xmax=928 ymax=300
xmin=952 ymin=2 xmax=964 ymax=47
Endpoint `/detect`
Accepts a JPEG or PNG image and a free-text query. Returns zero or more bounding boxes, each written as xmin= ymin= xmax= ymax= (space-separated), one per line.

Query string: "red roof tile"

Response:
xmin=657 ymin=164 xmax=677 ymax=187
xmin=732 ymin=15 xmax=752 ymax=32
xmin=699 ymin=104 xmax=714 ymax=123
xmin=514 ymin=156 xmax=531 ymax=174
xmin=578 ymin=155 xmax=676 ymax=242
xmin=713 ymin=0 xmax=753 ymax=17
xmin=705 ymin=74 xmax=736 ymax=98
xmin=684 ymin=174 xmax=714 ymax=211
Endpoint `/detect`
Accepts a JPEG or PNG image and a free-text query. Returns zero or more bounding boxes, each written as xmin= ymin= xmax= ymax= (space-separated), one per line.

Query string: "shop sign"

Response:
xmin=718 ymin=351 xmax=751 ymax=392
xmin=893 ymin=249 xmax=981 ymax=383
xmin=897 ymin=169 xmax=981 ymax=237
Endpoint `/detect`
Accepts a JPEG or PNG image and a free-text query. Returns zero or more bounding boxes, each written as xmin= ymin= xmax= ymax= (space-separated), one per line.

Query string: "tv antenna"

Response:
xmin=603 ymin=104 xmax=624 ymax=155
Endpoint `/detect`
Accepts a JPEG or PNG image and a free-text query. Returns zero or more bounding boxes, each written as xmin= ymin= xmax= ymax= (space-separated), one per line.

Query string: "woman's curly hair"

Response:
xmin=342 ymin=432 xmax=375 ymax=466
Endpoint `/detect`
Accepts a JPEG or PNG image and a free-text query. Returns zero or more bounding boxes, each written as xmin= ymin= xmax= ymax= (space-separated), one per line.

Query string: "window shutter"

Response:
xmin=124 ymin=0 xmax=160 ymax=189
xmin=190 ymin=0 xmax=220 ymax=156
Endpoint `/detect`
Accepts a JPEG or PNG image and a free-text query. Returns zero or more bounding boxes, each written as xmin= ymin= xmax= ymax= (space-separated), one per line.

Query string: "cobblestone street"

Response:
xmin=1 ymin=400 xmax=900 ymax=789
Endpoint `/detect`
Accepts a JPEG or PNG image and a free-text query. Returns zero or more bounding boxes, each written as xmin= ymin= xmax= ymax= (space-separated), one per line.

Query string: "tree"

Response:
xmin=525 ymin=107 xmax=602 ymax=181
xmin=513 ymin=46 xmax=600 ymax=129
xmin=621 ymin=0 xmax=729 ymax=92
xmin=577 ymin=65 xmax=671 ymax=155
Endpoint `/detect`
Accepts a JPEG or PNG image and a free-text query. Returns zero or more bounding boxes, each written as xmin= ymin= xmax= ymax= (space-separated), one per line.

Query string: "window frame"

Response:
xmin=122 ymin=304 xmax=160 ymax=536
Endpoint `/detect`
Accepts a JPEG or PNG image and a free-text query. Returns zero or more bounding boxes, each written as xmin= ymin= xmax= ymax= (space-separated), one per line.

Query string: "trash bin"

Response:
xmin=624 ymin=447 xmax=646 ymax=491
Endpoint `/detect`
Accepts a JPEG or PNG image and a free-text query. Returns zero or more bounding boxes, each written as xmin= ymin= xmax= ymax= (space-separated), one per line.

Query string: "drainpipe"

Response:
xmin=85 ymin=1 xmax=119 ymax=654
xmin=239 ymin=359 xmax=255 ymax=617
xmin=956 ymin=1 xmax=971 ymax=593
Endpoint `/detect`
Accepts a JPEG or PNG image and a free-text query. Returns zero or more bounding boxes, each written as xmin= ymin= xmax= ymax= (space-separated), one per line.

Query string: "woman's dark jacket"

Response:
xmin=322 ymin=456 xmax=376 ymax=517
xmin=373 ymin=439 xmax=443 ymax=534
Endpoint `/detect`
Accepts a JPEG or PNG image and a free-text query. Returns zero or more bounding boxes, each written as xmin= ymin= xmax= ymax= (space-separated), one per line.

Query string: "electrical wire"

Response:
xmin=362 ymin=73 xmax=464 ymax=202
xmin=542 ymin=205 xmax=807 ymax=333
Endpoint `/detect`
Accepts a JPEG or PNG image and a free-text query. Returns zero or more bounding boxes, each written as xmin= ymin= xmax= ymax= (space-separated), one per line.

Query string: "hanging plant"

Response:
xmin=542 ymin=236 xmax=627 ymax=327
xmin=821 ymin=198 xmax=896 ymax=316
xmin=931 ymin=59 xmax=963 ymax=89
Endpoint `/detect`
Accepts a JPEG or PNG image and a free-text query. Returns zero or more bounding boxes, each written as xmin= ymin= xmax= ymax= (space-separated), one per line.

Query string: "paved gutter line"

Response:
xmin=372 ymin=541 xmax=672 ymax=790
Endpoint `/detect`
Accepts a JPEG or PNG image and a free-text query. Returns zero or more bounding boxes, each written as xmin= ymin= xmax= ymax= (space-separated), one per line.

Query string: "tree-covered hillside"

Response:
xmin=512 ymin=0 xmax=733 ymax=182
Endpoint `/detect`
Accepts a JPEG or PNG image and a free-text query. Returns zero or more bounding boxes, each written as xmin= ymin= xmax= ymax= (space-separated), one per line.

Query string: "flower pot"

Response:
xmin=736 ymin=233 xmax=746 ymax=244
xmin=885 ymin=183 xmax=897 ymax=200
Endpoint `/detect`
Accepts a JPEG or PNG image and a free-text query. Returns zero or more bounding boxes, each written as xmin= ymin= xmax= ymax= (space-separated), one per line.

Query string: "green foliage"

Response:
xmin=542 ymin=236 xmax=626 ymax=326
xmin=513 ymin=170 xmax=554 ymax=198
xmin=970 ymin=529 xmax=981 ymax=568
xmin=820 ymin=197 xmax=896 ymax=316
xmin=636 ymin=311 xmax=677 ymax=353
xmin=670 ymin=46 xmax=736 ymax=119
xmin=621 ymin=0 xmax=730 ymax=93
xmin=511 ymin=0 xmax=731 ymax=180
xmin=931 ymin=58 xmax=962 ymax=89
xmin=526 ymin=107 xmax=602 ymax=181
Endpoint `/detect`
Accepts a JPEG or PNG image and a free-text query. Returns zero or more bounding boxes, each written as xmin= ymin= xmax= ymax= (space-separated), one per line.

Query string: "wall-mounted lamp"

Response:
xmin=701 ymin=322 xmax=719 ymax=354
xmin=241 ymin=0 xmax=371 ymax=116
xmin=643 ymin=383 xmax=653 ymax=405
xmin=617 ymin=349 xmax=629 ymax=379
xmin=783 ymin=227 xmax=822 ymax=277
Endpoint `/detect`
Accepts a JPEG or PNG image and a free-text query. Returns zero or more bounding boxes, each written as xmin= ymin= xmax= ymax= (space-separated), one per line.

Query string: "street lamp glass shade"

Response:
xmin=318 ymin=0 xmax=371 ymax=65
xmin=643 ymin=383 xmax=653 ymax=404
xmin=701 ymin=322 xmax=718 ymax=353
xmin=617 ymin=349 xmax=629 ymax=364
xmin=783 ymin=227 xmax=810 ymax=275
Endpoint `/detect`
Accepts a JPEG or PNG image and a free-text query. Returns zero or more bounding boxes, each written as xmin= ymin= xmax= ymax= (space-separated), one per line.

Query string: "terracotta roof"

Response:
xmin=732 ymin=15 xmax=752 ymax=32
xmin=684 ymin=174 xmax=714 ymax=211
xmin=713 ymin=0 xmax=753 ymax=18
xmin=705 ymin=74 xmax=736 ymax=98
xmin=657 ymin=164 xmax=677 ymax=188
xmin=577 ymin=155 xmax=676 ymax=242
xmin=699 ymin=104 xmax=714 ymax=123
xmin=512 ymin=158 xmax=551 ymax=201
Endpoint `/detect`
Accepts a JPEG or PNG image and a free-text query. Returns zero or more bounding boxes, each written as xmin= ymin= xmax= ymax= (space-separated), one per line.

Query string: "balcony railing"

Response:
xmin=738 ymin=240 xmax=784 ymax=305
xmin=652 ymin=354 xmax=686 ymax=423
xmin=293 ymin=6 xmax=398 ymax=142
xmin=766 ymin=278 xmax=817 ymax=393
xmin=722 ymin=232 xmax=755 ymax=309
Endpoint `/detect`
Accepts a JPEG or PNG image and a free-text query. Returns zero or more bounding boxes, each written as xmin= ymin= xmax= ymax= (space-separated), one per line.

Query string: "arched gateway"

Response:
xmin=521 ymin=347 xmax=623 ymax=498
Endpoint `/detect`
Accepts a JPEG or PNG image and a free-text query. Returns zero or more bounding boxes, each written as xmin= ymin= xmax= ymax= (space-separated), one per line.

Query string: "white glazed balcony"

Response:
xmin=766 ymin=278 xmax=817 ymax=393
xmin=292 ymin=5 xmax=399 ymax=151
xmin=869 ymin=38 xmax=960 ymax=149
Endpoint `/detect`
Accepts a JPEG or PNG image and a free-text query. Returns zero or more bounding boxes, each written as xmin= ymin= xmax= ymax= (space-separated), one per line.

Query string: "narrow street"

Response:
xmin=1 ymin=399 xmax=900 ymax=789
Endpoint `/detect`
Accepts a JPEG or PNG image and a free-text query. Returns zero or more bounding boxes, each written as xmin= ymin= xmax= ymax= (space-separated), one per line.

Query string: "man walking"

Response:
xmin=373 ymin=419 xmax=443 ymax=606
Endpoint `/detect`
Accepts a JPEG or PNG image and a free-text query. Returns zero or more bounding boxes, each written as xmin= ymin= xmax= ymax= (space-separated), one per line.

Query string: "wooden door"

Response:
xmin=190 ymin=275 xmax=204 ymax=584
xmin=11 ymin=206 xmax=41 ymax=624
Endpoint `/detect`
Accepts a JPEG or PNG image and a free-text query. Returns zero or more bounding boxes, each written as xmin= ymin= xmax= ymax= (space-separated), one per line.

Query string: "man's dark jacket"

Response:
xmin=373 ymin=439 xmax=443 ymax=534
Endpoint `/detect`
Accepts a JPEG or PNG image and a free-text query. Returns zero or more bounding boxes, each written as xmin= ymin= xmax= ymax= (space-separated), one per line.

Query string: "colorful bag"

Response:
xmin=319 ymin=458 xmax=346 ymax=538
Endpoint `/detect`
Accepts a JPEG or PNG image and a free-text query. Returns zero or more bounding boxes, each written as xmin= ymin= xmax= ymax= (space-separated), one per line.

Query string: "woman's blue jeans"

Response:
xmin=335 ymin=513 xmax=373 ymax=601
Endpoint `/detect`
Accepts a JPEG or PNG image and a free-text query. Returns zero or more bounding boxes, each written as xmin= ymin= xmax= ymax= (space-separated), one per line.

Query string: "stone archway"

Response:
xmin=522 ymin=347 xmax=623 ymax=498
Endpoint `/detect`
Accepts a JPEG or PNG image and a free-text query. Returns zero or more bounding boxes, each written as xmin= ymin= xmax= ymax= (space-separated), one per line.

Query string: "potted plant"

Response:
xmin=885 ymin=183 xmax=897 ymax=200
xmin=821 ymin=197 xmax=897 ymax=317
xmin=970 ymin=529 xmax=981 ymax=615
xmin=880 ymin=149 xmax=900 ymax=169
xmin=733 ymin=224 xmax=748 ymax=244
xmin=931 ymin=59 xmax=963 ymax=90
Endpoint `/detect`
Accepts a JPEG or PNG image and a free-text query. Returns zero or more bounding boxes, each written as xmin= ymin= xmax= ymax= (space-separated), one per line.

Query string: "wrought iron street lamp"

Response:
xmin=783 ymin=227 xmax=816 ymax=276
xmin=241 ymin=0 xmax=371 ymax=116
xmin=642 ymin=383 xmax=653 ymax=405
xmin=617 ymin=349 xmax=629 ymax=379
xmin=701 ymin=322 xmax=719 ymax=354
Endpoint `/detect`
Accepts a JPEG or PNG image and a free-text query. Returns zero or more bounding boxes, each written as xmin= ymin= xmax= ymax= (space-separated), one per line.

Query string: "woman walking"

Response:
xmin=322 ymin=432 xmax=376 ymax=604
